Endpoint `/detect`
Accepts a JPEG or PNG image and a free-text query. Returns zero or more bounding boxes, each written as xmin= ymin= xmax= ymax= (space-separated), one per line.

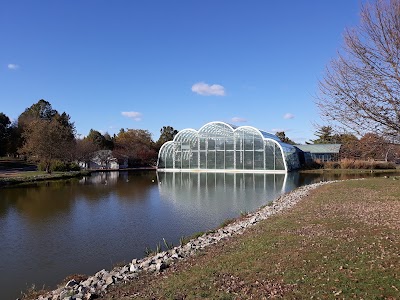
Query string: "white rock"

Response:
xmin=129 ymin=263 xmax=139 ymax=272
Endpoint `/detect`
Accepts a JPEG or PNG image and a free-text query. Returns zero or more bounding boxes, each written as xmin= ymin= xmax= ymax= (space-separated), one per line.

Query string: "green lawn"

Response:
xmin=0 ymin=157 xmax=90 ymax=186
xmin=104 ymin=178 xmax=400 ymax=299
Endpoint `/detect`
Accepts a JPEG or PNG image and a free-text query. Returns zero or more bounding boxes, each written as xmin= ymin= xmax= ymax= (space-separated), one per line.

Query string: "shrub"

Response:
xmin=338 ymin=159 xmax=396 ymax=170
xmin=340 ymin=158 xmax=355 ymax=169
xmin=323 ymin=161 xmax=340 ymax=169
xmin=353 ymin=160 xmax=367 ymax=169
xmin=373 ymin=161 xmax=396 ymax=169
xmin=38 ymin=160 xmax=81 ymax=172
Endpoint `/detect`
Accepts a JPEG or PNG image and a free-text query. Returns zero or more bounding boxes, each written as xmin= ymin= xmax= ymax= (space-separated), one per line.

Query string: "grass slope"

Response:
xmin=104 ymin=178 xmax=400 ymax=299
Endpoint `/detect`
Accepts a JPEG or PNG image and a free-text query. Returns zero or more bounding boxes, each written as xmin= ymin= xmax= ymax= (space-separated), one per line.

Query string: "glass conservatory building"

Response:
xmin=157 ymin=121 xmax=300 ymax=173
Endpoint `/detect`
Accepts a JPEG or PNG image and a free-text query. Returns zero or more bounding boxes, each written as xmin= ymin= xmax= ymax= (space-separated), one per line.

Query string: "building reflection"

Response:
xmin=157 ymin=172 xmax=288 ymax=209
xmin=79 ymin=171 xmax=119 ymax=185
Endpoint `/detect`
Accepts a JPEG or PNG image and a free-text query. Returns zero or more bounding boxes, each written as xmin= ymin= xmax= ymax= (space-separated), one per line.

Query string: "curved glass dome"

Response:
xmin=157 ymin=121 xmax=300 ymax=172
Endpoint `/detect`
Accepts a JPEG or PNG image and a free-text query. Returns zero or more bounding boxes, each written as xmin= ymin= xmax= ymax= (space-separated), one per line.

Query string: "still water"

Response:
xmin=0 ymin=170 xmax=393 ymax=299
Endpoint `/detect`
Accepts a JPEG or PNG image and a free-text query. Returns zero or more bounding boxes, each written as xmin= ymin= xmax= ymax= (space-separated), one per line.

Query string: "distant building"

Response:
xmin=79 ymin=150 xmax=128 ymax=170
xmin=294 ymin=144 xmax=342 ymax=164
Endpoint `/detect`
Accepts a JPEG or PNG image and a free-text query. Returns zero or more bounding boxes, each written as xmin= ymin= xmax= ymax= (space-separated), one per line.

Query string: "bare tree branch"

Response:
xmin=317 ymin=0 xmax=400 ymax=139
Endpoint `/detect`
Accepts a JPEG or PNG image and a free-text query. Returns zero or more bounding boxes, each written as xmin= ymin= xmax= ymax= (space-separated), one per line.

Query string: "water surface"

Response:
xmin=0 ymin=170 xmax=395 ymax=299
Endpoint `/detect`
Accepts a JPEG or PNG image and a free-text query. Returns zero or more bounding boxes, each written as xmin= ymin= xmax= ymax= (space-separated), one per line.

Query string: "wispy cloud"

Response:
xmin=271 ymin=128 xmax=288 ymax=133
xmin=283 ymin=113 xmax=295 ymax=119
xmin=191 ymin=82 xmax=226 ymax=96
xmin=231 ymin=117 xmax=247 ymax=123
xmin=121 ymin=111 xmax=142 ymax=121
xmin=7 ymin=63 xmax=19 ymax=70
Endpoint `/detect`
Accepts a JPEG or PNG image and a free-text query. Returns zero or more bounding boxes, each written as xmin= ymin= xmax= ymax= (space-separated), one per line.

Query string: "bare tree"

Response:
xmin=74 ymin=138 xmax=100 ymax=166
xmin=317 ymin=0 xmax=400 ymax=139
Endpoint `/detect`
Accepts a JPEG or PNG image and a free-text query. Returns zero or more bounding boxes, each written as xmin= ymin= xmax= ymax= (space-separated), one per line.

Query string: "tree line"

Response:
xmin=0 ymin=100 xmax=178 ymax=172
xmin=277 ymin=125 xmax=399 ymax=162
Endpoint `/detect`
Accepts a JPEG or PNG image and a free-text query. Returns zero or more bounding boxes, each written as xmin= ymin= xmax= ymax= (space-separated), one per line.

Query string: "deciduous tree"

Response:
xmin=86 ymin=129 xmax=114 ymax=150
xmin=21 ymin=113 xmax=76 ymax=172
xmin=5 ymin=122 xmax=22 ymax=157
xmin=358 ymin=132 xmax=393 ymax=161
xmin=0 ymin=112 xmax=11 ymax=156
xmin=114 ymin=129 xmax=157 ymax=166
xmin=317 ymin=0 xmax=400 ymax=138
xmin=18 ymin=99 xmax=57 ymax=130
xmin=74 ymin=138 xmax=100 ymax=164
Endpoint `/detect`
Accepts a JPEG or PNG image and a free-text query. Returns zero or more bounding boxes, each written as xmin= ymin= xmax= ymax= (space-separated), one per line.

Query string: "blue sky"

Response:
xmin=1 ymin=1 xmax=362 ymax=143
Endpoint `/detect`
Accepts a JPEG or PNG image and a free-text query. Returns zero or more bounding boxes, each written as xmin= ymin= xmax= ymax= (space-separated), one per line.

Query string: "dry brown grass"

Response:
xmin=101 ymin=178 xmax=400 ymax=299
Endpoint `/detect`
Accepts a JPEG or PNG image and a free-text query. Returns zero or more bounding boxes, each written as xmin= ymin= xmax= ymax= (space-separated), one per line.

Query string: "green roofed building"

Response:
xmin=294 ymin=144 xmax=342 ymax=163
xmin=157 ymin=121 xmax=300 ymax=173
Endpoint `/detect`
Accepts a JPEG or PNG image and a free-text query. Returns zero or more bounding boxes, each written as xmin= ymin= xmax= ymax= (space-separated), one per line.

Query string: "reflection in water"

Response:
xmin=158 ymin=172 xmax=288 ymax=212
xmin=1 ymin=170 xmax=395 ymax=299
xmin=0 ymin=172 xmax=156 ymax=221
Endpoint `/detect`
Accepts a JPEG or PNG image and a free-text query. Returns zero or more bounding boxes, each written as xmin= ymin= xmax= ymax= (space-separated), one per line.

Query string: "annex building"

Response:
xmin=157 ymin=121 xmax=300 ymax=173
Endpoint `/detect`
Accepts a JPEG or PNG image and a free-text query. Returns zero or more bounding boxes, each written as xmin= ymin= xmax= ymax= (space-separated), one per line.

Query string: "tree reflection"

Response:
xmin=0 ymin=171 xmax=157 ymax=222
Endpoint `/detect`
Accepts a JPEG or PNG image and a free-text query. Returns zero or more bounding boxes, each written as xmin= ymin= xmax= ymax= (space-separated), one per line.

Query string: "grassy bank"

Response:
xmin=300 ymin=168 xmax=400 ymax=174
xmin=103 ymin=177 xmax=400 ymax=299
xmin=0 ymin=170 xmax=91 ymax=187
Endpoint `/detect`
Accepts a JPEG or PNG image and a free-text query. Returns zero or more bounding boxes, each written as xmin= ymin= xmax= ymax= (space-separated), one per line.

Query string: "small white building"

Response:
xmin=79 ymin=150 xmax=128 ymax=170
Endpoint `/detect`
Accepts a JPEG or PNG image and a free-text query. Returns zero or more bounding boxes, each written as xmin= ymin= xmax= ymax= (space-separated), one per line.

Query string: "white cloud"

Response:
xmin=191 ymin=82 xmax=226 ymax=96
xmin=231 ymin=117 xmax=247 ymax=123
xmin=283 ymin=113 xmax=295 ymax=119
xmin=121 ymin=111 xmax=142 ymax=121
xmin=7 ymin=63 xmax=19 ymax=70
xmin=271 ymin=128 xmax=287 ymax=133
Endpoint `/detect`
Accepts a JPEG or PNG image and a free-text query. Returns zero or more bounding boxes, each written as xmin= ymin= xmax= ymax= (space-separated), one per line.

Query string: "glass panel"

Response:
xmin=235 ymin=132 xmax=242 ymax=150
xmin=158 ymin=156 xmax=165 ymax=168
xmin=166 ymin=151 xmax=173 ymax=168
xmin=244 ymin=135 xmax=253 ymax=151
xmin=208 ymin=138 xmax=215 ymax=150
xmin=244 ymin=151 xmax=253 ymax=170
xmin=254 ymin=151 xmax=264 ymax=170
xmin=225 ymin=137 xmax=234 ymax=151
xmin=190 ymin=137 xmax=198 ymax=151
xmin=254 ymin=136 xmax=263 ymax=150
xmin=225 ymin=151 xmax=234 ymax=169
xmin=265 ymin=142 xmax=275 ymax=170
xmin=200 ymin=152 xmax=206 ymax=169
xmin=175 ymin=151 xmax=181 ymax=169
xmin=216 ymin=151 xmax=225 ymax=169
xmin=275 ymin=149 xmax=285 ymax=170
xmin=182 ymin=150 xmax=190 ymax=169
xmin=215 ymin=138 xmax=224 ymax=150
xmin=235 ymin=151 xmax=243 ymax=169
xmin=200 ymin=137 xmax=206 ymax=150
xmin=190 ymin=151 xmax=198 ymax=169
xmin=207 ymin=151 xmax=215 ymax=169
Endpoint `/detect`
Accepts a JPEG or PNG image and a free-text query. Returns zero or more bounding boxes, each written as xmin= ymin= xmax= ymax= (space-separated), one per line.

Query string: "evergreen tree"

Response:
xmin=275 ymin=131 xmax=295 ymax=145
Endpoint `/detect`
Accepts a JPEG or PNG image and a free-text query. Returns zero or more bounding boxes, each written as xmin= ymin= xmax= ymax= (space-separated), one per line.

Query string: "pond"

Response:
xmin=0 ymin=170 xmax=395 ymax=299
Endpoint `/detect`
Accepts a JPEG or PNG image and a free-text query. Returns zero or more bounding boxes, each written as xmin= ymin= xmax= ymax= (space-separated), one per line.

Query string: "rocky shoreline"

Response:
xmin=35 ymin=180 xmax=342 ymax=300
